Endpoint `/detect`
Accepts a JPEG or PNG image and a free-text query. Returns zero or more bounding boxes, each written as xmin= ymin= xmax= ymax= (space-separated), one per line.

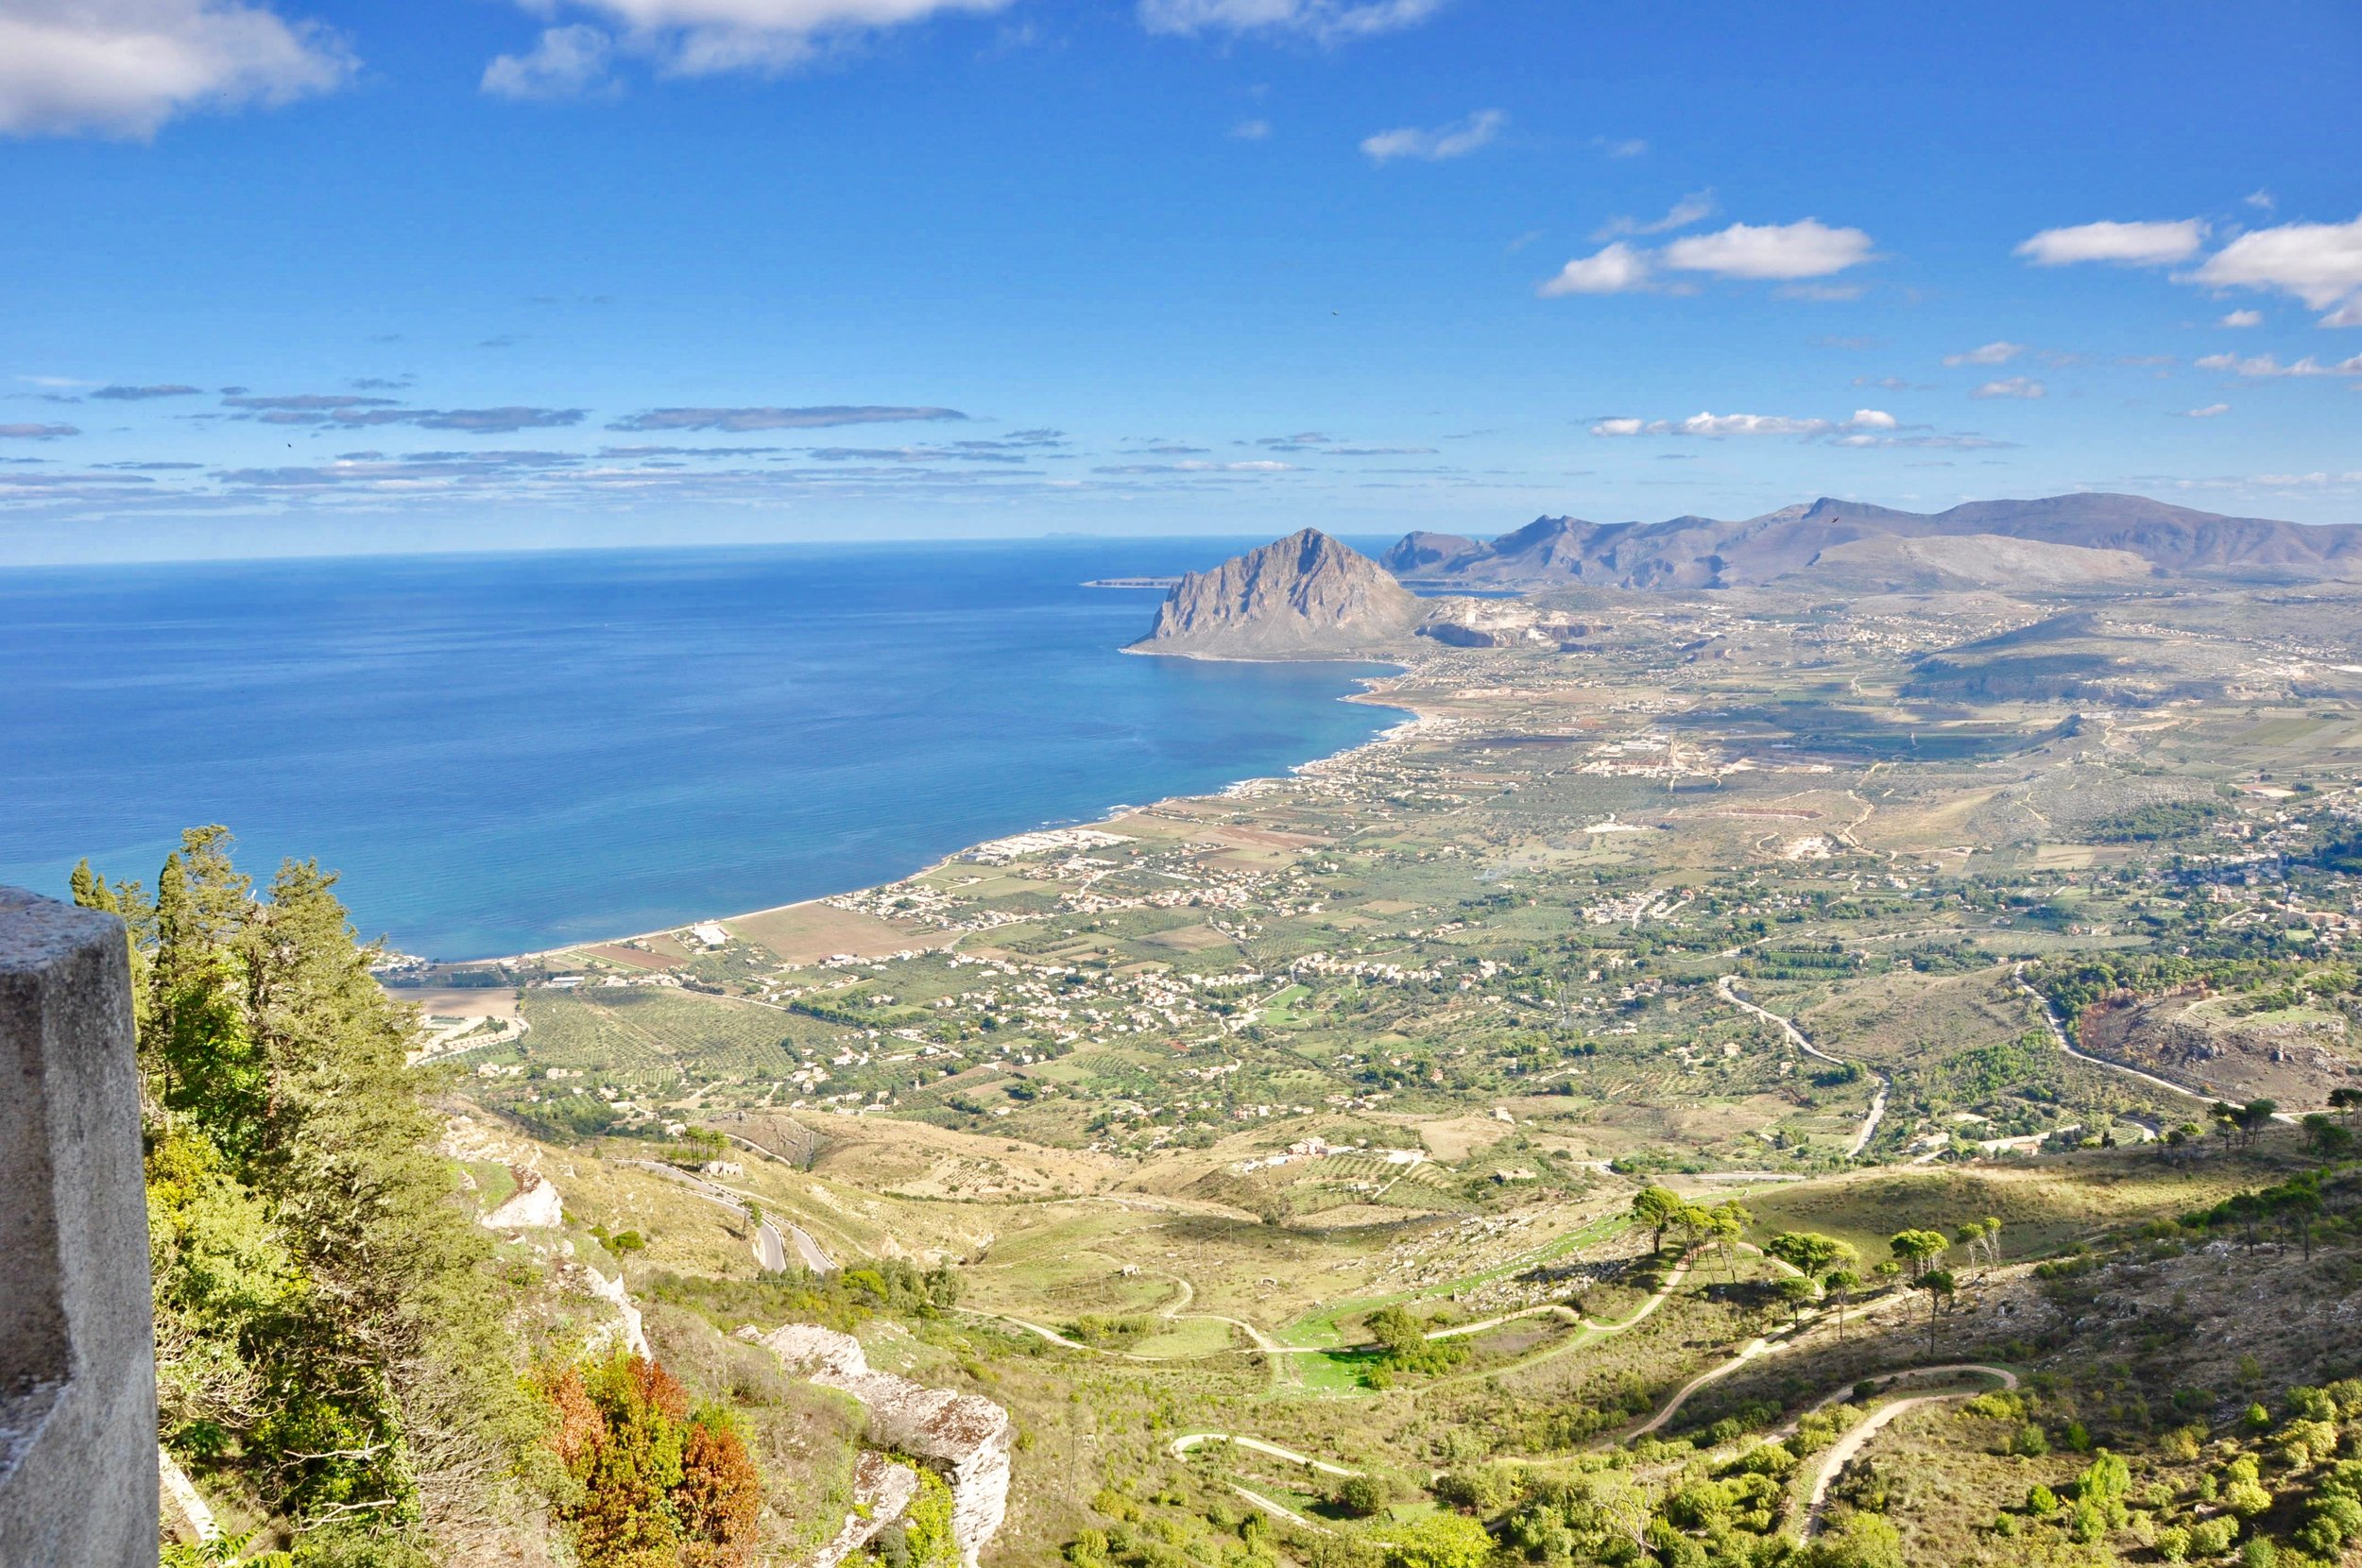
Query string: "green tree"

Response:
xmin=1913 ymin=1270 xmax=1957 ymax=1355
xmin=78 ymin=827 xmax=543 ymax=1551
xmin=1707 ymin=1199 xmax=1752 ymax=1283
xmin=1632 ymin=1185 xmax=1686 ymax=1253
xmin=1334 ymin=1473 xmax=1392 ymax=1517
xmin=2301 ymin=1114 xmax=2353 ymax=1159
xmin=1889 ymin=1228 xmax=1949 ymax=1280
xmin=1379 ymin=1512 xmax=1494 ymax=1568
xmin=2266 ymin=1177 xmax=2325 ymax=1258
xmin=1766 ymin=1231 xmax=1853 ymax=1279
xmin=1364 ymin=1304 xmax=1426 ymax=1356
xmin=1804 ymin=1512 xmax=1905 ymax=1568
xmin=1823 ymin=1269 xmax=1860 ymax=1342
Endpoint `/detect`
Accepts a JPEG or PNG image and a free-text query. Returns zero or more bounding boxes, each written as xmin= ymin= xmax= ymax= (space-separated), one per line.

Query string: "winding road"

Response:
xmin=1719 ymin=975 xmax=1889 ymax=1158
xmin=1798 ymin=1365 xmax=2017 ymax=1537
xmin=2009 ymin=962 xmax=2249 ymax=1112
xmin=1172 ymin=1332 xmax=2017 ymax=1545
xmin=621 ymin=1159 xmax=831 ymax=1273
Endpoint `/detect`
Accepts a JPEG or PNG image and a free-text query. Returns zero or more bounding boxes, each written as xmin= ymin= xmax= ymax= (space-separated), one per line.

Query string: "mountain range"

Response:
xmin=1382 ymin=492 xmax=2362 ymax=591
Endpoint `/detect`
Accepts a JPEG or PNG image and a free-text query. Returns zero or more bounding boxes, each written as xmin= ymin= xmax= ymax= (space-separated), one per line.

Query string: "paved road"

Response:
xmin=2010 ymin=963 xmax=2269 ymax=1113
xmin=1720 ymin=975 xmax=1889 ymax=1157
xmin=621 ymin=1159 xmax=830 ymax=1273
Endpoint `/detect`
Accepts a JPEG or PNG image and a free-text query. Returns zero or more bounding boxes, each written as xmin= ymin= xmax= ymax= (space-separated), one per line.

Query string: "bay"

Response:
xmin=0 ymin=539 xmax=1404 ymax=960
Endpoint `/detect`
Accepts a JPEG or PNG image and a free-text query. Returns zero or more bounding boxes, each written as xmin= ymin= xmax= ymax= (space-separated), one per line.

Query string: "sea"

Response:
xmin=0 ymin=539 xmax=1406 ymax=961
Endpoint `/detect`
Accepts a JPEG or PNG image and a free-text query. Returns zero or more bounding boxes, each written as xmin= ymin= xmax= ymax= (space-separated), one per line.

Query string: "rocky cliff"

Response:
xmin=1132 ymin=528 xmax=1423 ymax=656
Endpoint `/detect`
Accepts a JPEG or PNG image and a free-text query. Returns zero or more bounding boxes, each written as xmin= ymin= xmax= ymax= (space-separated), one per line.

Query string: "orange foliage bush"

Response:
xmin=537 ymin=1352 xmax=762 ymax=1568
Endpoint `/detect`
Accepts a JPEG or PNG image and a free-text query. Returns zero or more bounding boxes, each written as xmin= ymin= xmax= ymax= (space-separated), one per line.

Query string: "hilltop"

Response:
xmin=1130 ymin=528 xmax=1424 ymax=656
xmin=1384 ymin=492 xmax=2362 ymax=590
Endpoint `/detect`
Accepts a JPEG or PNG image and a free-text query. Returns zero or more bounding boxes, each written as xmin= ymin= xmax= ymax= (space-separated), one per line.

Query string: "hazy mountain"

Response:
xmin=1131 ymin=529 xmax=1423 ymax=656
xmin=1384 ymin=493 xmax=2362 ymax=589
xmin=1771 ymin=533 xmax=2158 ymax=593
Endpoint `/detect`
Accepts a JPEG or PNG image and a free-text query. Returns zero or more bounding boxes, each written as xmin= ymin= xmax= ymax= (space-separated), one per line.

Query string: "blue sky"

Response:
xmin=2 ymin=0 xmax=2358 ymax=562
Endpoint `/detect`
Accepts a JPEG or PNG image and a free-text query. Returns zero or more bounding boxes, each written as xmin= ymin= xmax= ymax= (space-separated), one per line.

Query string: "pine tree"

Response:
xmin=77 ymin=828 xmax=538 ymax=1559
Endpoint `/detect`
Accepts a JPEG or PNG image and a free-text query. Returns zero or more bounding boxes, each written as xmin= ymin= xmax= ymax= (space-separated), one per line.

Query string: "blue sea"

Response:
xmin=0 ymin=540 xmax=1405 ymax=960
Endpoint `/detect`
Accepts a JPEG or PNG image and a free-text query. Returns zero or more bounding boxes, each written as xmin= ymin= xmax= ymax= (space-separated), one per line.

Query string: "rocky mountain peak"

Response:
xmin=1132 ymin=529 xmax=1423 ymax=656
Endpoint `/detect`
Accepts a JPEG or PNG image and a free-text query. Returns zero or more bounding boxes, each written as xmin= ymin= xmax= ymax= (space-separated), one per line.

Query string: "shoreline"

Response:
xmin=436 ymin=655 xmax=1431 ymax=974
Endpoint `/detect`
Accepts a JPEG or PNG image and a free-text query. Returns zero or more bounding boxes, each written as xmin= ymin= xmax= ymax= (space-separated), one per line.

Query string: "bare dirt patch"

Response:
xmin=728 ymin=902 xmax=936 ymax=964
xmin=578 ymin=943 xmax=676 ymax=970
xmin=383 ymin=984 xmax=521 ymax=1020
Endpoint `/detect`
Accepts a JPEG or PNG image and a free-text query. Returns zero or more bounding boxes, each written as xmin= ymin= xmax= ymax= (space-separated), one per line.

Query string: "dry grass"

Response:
xmin=727 ymin=901 xmax=933 ymax=963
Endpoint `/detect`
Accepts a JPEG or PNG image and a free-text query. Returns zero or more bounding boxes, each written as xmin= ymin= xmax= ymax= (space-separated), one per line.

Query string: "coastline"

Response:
xmin=454 ymin=656 xmax=1429 ymax=973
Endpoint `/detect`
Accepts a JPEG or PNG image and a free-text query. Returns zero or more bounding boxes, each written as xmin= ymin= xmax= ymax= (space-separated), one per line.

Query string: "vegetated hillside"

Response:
xmin=1383 ymin=493 xmax=2362 ymax=590
xmin=1900 ymin=610 xmax=2243 ymax=706
xmin=1772 ymin=533 xmax=2157 ymax=594
xmin=1131 ymin=527 xmax=1424 ymax=656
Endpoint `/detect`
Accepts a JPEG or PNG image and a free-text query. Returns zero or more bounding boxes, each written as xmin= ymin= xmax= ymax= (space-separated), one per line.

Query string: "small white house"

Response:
xmin=690 ymin=922 xmax=731 ymax=949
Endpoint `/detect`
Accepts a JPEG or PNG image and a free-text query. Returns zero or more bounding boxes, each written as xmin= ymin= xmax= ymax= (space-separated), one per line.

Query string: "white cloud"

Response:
xmin=2218 ymin=309 xmax=2264 ymax=328
xmin=1091 ymin=458 xmax=1296 ymax=474
xmin=1671 ymin=413 xmax=1826 ymax=435
xmin=519 ymin=0 xmax=1010 ymax=77
xmin=0 ymin=0 xmax=351 ymax=137
xmin=2195 ymin=351 xmax=2362 ymax=378
xmin=2014 ymin=218 xmax=2208 ymax=266
xmin=2246 ymin=190 xmax=2275 ymax=213
xmin=1591 ymin=135 xmax=1646 ymax=158
xmin=1593 ymin=190 xmax=1714 ymax=241
xmin=2180 ymin=403 xmax=2230 ymax=418
xmin=483 ymin=25 xmax=615 ymax=99
xmin=2186 ymin=214 xmax=2362 ymax=324
xmin=1659 ymin=218 xmax=1875 ymax=280
xmin=1943 ymin=341 xmax=2024 ymax=367
xmin=1229 ymin=116 xmax=1271 ymax=140
xmin=1537 ymin=241 xmax=1652 ymax=298
xmin=1543 ymin=218 xmax=1874 ymax=299
xmin=1591 ymin=409 xmax=1896 ymax=438
xmin=1138 ymin=0 xmax=1442 ymax=42
xmin=1828 ymin=433 xmax=2012 ymax=451
xmin=1360 ymin=108 xmax=1501 ymax=163
xmin=1773 ymin=281 xmax=1865 ymax=301
xmin=1971 ymin=377 xmax=2045 ymax=400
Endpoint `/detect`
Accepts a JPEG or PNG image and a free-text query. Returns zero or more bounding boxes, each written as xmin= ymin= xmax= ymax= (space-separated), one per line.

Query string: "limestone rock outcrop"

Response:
xmin=761 ymin=1323 xmax=1012 ymax=1567
xmin=482 ymin=1167 xmax=564 ymax=1229
xmin=809 ymin=1452 xmax=923 ymax=1568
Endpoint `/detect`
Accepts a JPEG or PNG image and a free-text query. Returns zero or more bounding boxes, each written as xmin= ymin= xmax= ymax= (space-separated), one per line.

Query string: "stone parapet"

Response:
xmin=0 ymin=888 xmax=158 ymax=1568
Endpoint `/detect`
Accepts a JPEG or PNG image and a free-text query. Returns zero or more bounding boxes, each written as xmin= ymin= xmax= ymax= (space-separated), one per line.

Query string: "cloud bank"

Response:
xmin=608 ymin=404 xmax=968 ymax=432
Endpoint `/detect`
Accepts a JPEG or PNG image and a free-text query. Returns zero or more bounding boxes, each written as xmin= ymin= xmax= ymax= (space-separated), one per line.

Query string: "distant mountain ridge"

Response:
xmin=1382 ymin=493 xmax=2362 ymax=589
xmin=1131 ymin=528 xmax=1423 ymax=656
